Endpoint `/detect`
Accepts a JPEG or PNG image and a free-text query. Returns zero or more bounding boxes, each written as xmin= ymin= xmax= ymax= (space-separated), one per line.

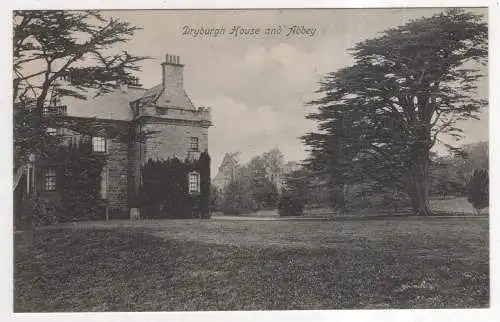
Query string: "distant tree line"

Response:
xmin=212 ymin=148 xmax=284 ymax=215
xmin=430 ymin=141 xmax=488 ymax=199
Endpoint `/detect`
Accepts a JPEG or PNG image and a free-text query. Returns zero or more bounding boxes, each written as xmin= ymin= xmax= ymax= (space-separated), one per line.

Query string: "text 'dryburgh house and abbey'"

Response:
xmin=181 ymin=25 xmax=318 ymax=38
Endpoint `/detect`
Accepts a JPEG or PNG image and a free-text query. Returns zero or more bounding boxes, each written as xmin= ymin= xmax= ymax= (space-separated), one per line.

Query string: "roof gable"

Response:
xmin=135 ymin=83 xmax=195 ymax=110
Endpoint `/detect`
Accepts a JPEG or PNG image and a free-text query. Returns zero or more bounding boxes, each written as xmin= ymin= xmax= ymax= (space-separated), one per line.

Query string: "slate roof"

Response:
xmin=61 ymin=86 xmax=147 ymax=121
xmin=135 ymin=84 xmax=195 ymax=110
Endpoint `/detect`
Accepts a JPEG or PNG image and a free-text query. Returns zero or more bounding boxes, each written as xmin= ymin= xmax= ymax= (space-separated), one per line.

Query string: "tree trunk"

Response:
xmin=414 ymin=180 xmax=432 ymax=216
xmin=410 ymin=186 xmax=420 ymax=212
xmin=409 ymin=140 xmax=433 ymax=216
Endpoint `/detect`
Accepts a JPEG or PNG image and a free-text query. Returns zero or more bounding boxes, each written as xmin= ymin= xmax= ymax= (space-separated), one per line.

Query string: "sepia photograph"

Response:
xmin=11 ymin=6 xmax=489 ymax=312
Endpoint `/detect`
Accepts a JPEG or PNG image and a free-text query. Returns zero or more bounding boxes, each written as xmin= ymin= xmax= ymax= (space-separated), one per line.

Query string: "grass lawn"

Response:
xmin=14 ymin=217 xmax=489 ymax=311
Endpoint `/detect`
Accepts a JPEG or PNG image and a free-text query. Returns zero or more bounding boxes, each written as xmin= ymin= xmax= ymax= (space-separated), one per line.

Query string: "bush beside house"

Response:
xmin=137 ymin=152 xmax=211 ymax=219
xmin=22 ymin=138 xmax=107 ymax=227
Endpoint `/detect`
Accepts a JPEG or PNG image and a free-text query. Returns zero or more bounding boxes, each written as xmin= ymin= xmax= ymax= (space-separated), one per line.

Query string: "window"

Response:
xmin=46 ymin=127 xmax=57 ymax=136
xmin=189 ymin=137 xmax=199 ymax=151
xmin=188 ymin=172 xmax=200 ymax=194
xmin=46 ymin=127 xmax=65 ymax=136
xmin=43 ymin=167 xmax=56 ymax=191
xmin=92 ymin=136 xmax=106 ymax=152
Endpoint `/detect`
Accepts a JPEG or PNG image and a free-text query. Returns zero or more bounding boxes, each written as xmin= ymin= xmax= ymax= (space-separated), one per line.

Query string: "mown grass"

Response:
xmin=14 ymin=217 xmax=489 ymax=311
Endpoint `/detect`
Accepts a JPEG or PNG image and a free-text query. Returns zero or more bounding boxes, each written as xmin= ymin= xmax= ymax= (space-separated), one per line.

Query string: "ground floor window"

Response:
xmin=188 ymin=172 xmax=200 ymax=194
xmin=43 ymin=167 xmax=56 ymax=191
xmin=92 ymin=136 xmax=106 ymax=153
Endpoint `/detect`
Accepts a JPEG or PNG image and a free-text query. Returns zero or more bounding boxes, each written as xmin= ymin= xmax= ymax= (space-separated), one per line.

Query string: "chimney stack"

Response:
xmin=162 ymin=53 xmax=184 ymax=89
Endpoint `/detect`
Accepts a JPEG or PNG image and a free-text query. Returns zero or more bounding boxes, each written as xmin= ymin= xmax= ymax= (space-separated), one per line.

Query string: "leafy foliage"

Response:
xmin=217 ymin=148 xmax=284 ymax=214
xmin=54 ymin=137 xmax=106 ymax=221
xmin=303 ymin=9 xmax=488 ymax=215
xmin=138 ymin=152 xmax=211 ymax=219
xmin=13 ymin=10 xmax=148 ymax=167
xmin=247 ymin=155 xmax=280 ymax=208
xmin=220 ymin=177 xmax=258 ymax=215
xmin=429 ymin=155 xmax=466 ymax=198
xmin=452 ymin=141 xmax=489 ymax=187
xmin=430 ymin=141 xmax=488 ymax=198
xmin=209 ymin=184 xmax=222 ymax=212
xmin=278 ymin=190 xmax=305 ymax=217
xmin=31 ymin=197 xmax=60 ymax=226
xmin=466 ymin=169 xmax=488 ymax=215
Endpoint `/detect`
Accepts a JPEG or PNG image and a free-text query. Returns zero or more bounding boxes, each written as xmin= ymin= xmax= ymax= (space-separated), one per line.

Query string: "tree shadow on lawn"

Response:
xmin=14 ymin=227 xmax=489 ymax=311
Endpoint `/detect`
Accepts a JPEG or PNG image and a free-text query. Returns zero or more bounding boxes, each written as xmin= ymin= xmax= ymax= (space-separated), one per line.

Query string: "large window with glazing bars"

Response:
xmin=92 ymin=136 xmax=106 ymax=153
xmin=43 ymin=167 xmax=56 ymax=191
xmin=189 ymin=137 xmax=199 ymax=151
xmin=188 ymin=172 xmax=200 ymax=194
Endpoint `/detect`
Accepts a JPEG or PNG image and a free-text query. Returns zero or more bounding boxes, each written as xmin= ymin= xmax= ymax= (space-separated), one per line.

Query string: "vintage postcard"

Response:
xmin=10 ymin=4 xmax=491 ymax=318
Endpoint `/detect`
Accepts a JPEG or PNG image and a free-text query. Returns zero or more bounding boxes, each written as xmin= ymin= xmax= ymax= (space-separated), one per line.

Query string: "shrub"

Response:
xmin=139 ymin=152 xmax=211 ymax=219
xmin=467 ymin=168 xmax=489 ymax=215
xmin=220 ymin=178 xmax=258 ymax=215
xmin=278 ymin=190 xmax=304 ymax=217
xmin=55 ymin=138 xmax=106 ymax=221
xmin=209 ymin=184 xmax=222 ymax=212
xmin=251 ymin=176 xmax=279 ymax=209
xmin=31 ymin=197 xmax=60 ymax=226
xmin=108 ymin=207 xmax=129 ymax=220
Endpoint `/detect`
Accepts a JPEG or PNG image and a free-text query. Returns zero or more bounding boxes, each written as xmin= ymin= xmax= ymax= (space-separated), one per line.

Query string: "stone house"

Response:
xmin=14 ymin=54 xmax=212 ymax=220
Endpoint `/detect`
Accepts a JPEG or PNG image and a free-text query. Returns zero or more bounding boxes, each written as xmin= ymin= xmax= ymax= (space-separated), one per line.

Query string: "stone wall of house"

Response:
xmin=128 ymin=125 xmax=142 ymax=198
xmin=141 ymin=121 xmax=209 ymax=163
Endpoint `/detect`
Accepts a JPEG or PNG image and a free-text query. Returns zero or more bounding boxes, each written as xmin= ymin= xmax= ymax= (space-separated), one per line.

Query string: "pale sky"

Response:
xmin=103 ymin=8 xmax=488 ymax=174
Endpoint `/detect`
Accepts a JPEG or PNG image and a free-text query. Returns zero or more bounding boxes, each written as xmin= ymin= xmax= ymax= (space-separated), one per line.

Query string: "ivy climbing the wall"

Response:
xmin=138 ymin=151 xmax=211 ymax=219
xmin=54 ymin=137 xmax=106 ymax=222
